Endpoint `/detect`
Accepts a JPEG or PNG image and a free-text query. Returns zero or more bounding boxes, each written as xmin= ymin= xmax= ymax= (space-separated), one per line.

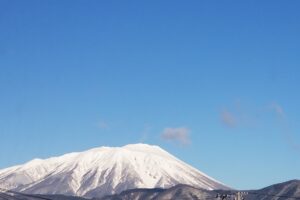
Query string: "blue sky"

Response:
xmin=0 ymin=0 xmax=300 ymax=190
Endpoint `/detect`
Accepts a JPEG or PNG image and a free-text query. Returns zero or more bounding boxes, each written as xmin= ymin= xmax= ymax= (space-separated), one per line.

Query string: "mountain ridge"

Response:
xmin=98 ymin=180 xmax=300 ymax=200
xmin=1 ymin=179 xmax=299 ymax=200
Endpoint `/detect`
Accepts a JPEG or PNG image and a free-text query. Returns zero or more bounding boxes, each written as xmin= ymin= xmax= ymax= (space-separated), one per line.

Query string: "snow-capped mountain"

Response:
xmin=0 ymin=144 xmax=229 ymax=197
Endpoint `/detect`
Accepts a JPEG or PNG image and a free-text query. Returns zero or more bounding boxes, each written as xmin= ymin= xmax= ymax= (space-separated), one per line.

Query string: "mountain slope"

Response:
xmin=1 ymin=180 xmax=299 ymax=200
xmin=244 ymin=180 xmax=300 ymax=200
xmin=0 ymin=144 xmax=229 ymax=197
xmin=99 ymin=180 xmax=300 ymax=200
xmin=99 ymin=185 xmax=219 ymax=200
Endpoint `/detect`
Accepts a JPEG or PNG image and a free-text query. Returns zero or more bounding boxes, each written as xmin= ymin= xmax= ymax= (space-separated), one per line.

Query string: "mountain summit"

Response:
xmin=0 ymin=144 xmax=229 ymax=197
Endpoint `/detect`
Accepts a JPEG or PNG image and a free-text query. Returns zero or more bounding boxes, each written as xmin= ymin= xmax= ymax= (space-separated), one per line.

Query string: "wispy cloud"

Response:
xmin=221 ymin=109 xmax=237 ymax=128
xmin=161 ymin=127 xmax=190 ymax=145
xmin=269 ymin=102 xmax=285 ymax=119
xmin=267 ymin=102 xmax=299 ymax=151
xmin=139 ymin=124 xmax=151 ymax=143
xmin=97 ymin=120 xmax=109 ymax=130
xmin=220 ymin=100 xmax=260 ymax=129
xmin=220 ymin=101 xmax=300 ymax=151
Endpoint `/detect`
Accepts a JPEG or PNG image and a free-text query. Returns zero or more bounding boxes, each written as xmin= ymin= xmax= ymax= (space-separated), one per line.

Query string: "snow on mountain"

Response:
xmin=0 ymin=144 xmax=229 ymax=197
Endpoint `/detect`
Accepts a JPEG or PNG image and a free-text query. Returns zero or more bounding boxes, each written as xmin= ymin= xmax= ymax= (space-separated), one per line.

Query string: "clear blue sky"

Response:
xmin=0 ymin=0 xmax=300 ymax=190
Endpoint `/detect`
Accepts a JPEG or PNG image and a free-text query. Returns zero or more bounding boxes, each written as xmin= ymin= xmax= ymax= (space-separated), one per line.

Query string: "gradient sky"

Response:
xmin=1 ymin=0 xmax=300 ymax=190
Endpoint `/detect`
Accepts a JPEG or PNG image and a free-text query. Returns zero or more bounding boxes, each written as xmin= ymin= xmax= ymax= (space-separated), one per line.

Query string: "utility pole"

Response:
xmin=236 ymin=192 xmax=242 ymax=200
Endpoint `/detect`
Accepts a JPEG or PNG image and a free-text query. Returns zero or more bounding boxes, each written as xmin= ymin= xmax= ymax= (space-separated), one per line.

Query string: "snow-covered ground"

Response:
xmin=0 ymin=144 xmax=229 ymax=197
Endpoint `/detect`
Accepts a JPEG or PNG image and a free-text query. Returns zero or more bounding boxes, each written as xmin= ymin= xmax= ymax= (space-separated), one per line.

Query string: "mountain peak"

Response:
xmin=0 ymin=144 xmax=229 ymax=197
xmin=122 ymin=143 xmax=170 ymax=155
xmin=83 ymin=143 xmax=160 ymax=153
xmin=123 ymin=143 xmax=159 ymax=149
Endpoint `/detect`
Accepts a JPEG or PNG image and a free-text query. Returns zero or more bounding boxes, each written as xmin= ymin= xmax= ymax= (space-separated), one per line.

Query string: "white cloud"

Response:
xmin=161 ymin=127 xmax=190 ymax=145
